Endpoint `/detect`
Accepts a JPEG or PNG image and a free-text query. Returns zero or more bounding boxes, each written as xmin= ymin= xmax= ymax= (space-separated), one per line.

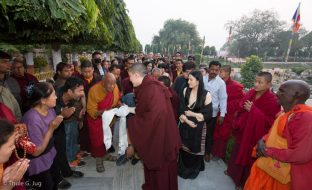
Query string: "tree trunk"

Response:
xmin=24 ymin=52 xmax=35 ymax=74
xmin=52 ymin=49 xmax=62 ymax=71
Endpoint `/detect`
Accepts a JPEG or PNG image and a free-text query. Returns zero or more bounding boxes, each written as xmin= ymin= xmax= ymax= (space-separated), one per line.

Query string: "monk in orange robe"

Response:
xmin=87 ymin=73 xmax=121 ymax=172
xmin=244 ymin=80 xmax=312 ymax=190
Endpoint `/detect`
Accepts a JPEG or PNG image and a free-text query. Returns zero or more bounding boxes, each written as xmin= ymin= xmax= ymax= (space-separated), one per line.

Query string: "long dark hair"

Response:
xmin=26 ymin=82 xmax=54 ymax=107
xmin=184 ymin=70 xmax=206 ymax=111
xmin=0 ymin=119 xmax=14 ymax=148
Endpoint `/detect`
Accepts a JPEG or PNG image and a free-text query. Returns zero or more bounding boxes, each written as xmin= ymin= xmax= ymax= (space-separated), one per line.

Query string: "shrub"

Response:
xmin=240 ymin=55 xmax=263 ymax=89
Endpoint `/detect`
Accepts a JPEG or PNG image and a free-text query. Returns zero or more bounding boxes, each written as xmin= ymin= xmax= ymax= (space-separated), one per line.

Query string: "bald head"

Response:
xmin=283 ymin=80 xmax=310 ymax=102
xmin=277 ymin=80 xmax=311 ymax=111
xmin=103 ymin=73 xmax=116 ymax=92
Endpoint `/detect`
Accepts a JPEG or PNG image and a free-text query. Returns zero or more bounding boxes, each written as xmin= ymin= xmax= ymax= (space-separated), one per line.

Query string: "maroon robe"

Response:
xmin=227 ymin=89 xmax=280 ymax=187
xmin=121 ymin=77 xmax=133 ymax=95
xmin=212 ymin=78 xmax=244 ymax=158
xmin=266 ymin=105 xmax=312 ymax=190
xmin=128 ymin=75 xmax=181 ymax=190
xmin=168 ymin=87 xmax=179 ymax=121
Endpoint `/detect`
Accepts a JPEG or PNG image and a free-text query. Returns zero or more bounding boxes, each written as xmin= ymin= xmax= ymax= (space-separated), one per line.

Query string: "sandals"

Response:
xmin=96 ymin=158 xmax=105 ymax=173
xmin=103 ymin=154 xmax=117 ymax=162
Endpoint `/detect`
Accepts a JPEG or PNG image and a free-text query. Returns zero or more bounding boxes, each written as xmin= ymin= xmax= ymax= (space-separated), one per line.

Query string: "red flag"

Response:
xmin=292 ymin=3 xmax=301 ymax=33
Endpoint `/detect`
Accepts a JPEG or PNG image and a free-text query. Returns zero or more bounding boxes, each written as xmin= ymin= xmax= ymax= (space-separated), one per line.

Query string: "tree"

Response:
xmin=240 ymin=55 xmax=263 ymax=89
xmin=226 ymin=10 xmax=285 ymax=58
xmin=151 ymin=19 xmax=202 ymax=55
xmin=203 ymin=46 xmax=216 ymax=56
xmin=0 ymin=0 xmax=141 ymax=51
xmin=144 ymin=44 xmax=152 ymax=54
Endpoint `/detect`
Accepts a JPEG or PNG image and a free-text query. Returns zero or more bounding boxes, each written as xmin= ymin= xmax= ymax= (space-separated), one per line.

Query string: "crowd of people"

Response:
xmin=0 ymin=50 xmax=312 ymax=190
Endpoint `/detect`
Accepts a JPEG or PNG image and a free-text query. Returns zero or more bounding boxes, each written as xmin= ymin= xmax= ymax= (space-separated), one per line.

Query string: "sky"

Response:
xmin=124 ymin=0 xmax=312 ymax=50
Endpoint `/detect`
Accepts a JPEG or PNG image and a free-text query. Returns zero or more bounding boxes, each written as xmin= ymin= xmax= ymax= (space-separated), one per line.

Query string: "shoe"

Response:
xmin=108 ymin=146 xmax=115 ymax=153
xmin=58 ymin=179 xmax=71 ymax=189
xmin=131 ymin=158 xmax=140 ymax=165
xmin=76 ymin=151 xmax=90 ymax=160
xmin=116 ymin=154 xmax=129 ymax=166
xmin=69 ymin=160 xmax=86 ymax=168
xmin=96 ymin=157 xmax=105 ymax=173
xmin=204 ymin=153 xmax=211 ymax=162
xmin=71 ymin=171 xmax=84 ymax=178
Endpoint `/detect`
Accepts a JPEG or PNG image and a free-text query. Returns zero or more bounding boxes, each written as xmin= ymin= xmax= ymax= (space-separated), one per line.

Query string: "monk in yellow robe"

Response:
xmin=87 ymin=73 xmax=121 ymax=172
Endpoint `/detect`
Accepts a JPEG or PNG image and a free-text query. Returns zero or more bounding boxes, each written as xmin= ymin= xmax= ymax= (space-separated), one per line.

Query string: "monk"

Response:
xmin=126 ymin=63 xmax=181 ymax=190
xmin=87 ymin=73 xmax=121 ymax=172
xmin=212 ymin=65 xmax=244 ymax=160
xmin=226 ymin=72 xmax=281 ymax=189
xmin=244 ymin=80 xmax=312 ymax=190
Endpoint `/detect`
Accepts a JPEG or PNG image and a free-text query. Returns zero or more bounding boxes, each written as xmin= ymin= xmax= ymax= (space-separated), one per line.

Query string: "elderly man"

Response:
xmin=244 ymin=80 xmax=312 ymax=190
xmin=87 ymin=73 xmax=121 ymax=172
xmin=11 ymin=56 xmax=38 ymax=113
xmin=127 ymin=63 xmax=181 ymax=190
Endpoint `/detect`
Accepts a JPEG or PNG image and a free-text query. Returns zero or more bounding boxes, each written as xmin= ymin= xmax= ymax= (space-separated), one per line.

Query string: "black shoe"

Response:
xmin=70 ymin=171 xmax=84 ymax=178
xmin=58 ymin=179 xmax=71 ymax=189
xmin=116 ymin=154 xmax=128 ymax=166
xmin=131 ymin=158 xmax=140 ymax=165
xmin=108 ymin=146 xmax=115 ymax=153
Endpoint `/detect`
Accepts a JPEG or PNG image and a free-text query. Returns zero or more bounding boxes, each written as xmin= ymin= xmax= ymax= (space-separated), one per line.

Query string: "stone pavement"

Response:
xmin=67 ymin=155 xmax=235 ymax=190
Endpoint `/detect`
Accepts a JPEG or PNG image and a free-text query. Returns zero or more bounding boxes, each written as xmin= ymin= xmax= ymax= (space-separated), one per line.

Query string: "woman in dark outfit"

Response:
xmin=178 ymin=70 xmax=213 ymax=179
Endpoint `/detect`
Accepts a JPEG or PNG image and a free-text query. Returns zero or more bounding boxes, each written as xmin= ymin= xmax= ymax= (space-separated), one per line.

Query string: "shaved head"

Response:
xmin=277 ymin=80 xmax=310 ymax=111
xmin=128 ymin=63 xmax=147 ymax=77
xmin=103 ymin=73 xmax=116 ymax=92
xmin=221 ymin=65 xmax=231 ymax=74
xmin=257 ymin=71 xmax=272 ymax=83
xmin=283 ymin=80 xmax=310 ymax=102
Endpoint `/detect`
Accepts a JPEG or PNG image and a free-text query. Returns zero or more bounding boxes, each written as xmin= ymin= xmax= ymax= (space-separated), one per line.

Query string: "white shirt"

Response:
xmin=203 ymin=75 xmax=227 ymax=117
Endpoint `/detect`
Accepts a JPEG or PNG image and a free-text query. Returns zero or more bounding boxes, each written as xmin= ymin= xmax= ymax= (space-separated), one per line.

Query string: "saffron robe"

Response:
xmin=212 ymin=78 xmax=244 ymax=158
xmin=263 ymin=105 xmax=312 ymax=190
xmin=227 ymin=89 xmax=280 ymax=187
xmin=87 ymin=82 xmax=120 ymax=157
xmin=127 ymin=75 xmax=181 ymax=190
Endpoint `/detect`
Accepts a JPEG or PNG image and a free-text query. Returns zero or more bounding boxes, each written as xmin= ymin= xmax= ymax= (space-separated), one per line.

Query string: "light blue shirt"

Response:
xmin=203 ymin=75 xmax=227 ymax=117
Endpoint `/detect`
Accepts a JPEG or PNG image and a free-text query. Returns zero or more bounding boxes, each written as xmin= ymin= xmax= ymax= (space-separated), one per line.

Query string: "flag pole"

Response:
xmin=285 ymin=31 xmax=295 ymax=63
xmin=200 ymin=36 xmax=205 ymax=64
xmin=285 ymin=2 xmax=301 ymax=63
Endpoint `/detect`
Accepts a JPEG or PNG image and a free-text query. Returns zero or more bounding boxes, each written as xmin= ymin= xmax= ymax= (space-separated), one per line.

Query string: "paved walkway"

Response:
xmin=67 ymin=155 xmax=235 ymax=190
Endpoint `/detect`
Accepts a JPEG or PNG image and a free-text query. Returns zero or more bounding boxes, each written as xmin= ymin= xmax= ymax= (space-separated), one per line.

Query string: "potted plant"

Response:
xmin=33 ymin=56 xmax=48 ymax=72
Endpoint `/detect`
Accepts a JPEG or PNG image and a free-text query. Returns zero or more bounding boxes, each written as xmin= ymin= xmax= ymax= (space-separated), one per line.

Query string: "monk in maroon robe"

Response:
xmin=212 ymin=65 xmax=244 ymax=159
xmin=127 ymin=63 xmax=181 ymax=190
xmin=226 ymin=72 xmax=281 ymax=189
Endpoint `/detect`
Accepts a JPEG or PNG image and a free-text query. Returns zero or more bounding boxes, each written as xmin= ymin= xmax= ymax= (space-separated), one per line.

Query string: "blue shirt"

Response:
xmin=203 ymin=75 xmax=227 ymax=117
